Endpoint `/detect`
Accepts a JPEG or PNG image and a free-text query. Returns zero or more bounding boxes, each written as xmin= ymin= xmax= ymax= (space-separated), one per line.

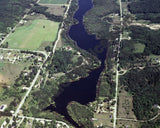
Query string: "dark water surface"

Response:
xmin=50 ymin=0 xmax=107 ymax=122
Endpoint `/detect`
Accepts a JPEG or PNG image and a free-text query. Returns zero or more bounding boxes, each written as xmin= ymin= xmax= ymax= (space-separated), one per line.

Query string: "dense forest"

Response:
xmin=67 ymin=101 xmax=94 ymax=128
xmin=129 ymin=26 xmax=160 ymax=55
xmin=120 ymin=67 xmax=160 ymax=120
xmin=98 ymin=48 xmax=116 ymax=99
xmin=128 ymin=0 xmax=160 ymax=13
xmin=84 ymin=0 xmax=119 ymax=39
xmin=128 ymin=0 xmax=160 ymax=22
xmin=0 ymin=0 xmax=36 ymax=33
xmin=119 ymin=26 xmax=160 ymax=68
xmin=47 ymin=49 xmax=73 ymax=73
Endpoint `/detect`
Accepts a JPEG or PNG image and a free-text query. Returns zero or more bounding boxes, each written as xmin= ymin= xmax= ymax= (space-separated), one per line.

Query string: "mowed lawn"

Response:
xmin=39 ymin=0 xmax=68 ymax=4
xmin=6 ymin=19 xmax=59 ymax=50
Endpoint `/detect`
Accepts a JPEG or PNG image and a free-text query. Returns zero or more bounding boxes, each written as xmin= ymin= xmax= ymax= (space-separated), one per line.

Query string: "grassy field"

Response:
xmin=0 ymin=62 xmax=27 ymax=85
xmin=6 ymin=19 xmax=59 ymax=50
xmin=39 ymin=0 xmax=68 ymax=4
xmin=133 ymin=43 xmax=145 ymax=53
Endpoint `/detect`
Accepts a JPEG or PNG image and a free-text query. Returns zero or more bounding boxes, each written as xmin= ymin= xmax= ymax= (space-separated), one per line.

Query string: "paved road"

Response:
xmin=0 ymin=48 xmax=48 ymax=59
xmin=117 ymin=118 xmax=137 ymax=122
xmin=63 ymin=0 xmax=72 ymax=19
xmin=117 ymin=112 xmax=160 ymax=122
xmin=18 ymin=116 xmax=70 ymax=128
xmin=9 ymin=68 xmax=42 ymax=125
xmin=113 ymin=0 xmax=123 ymax=127
xmin=52 ymin=0 xmax=72 ymax=54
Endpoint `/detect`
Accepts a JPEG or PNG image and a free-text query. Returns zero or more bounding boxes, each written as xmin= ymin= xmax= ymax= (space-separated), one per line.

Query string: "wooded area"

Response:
xmin=67 ymin=101 xmax=94 ymax=128
xmin=120 ymin=67 xmax=160 ymax=120
xmin=0 ymin=0 xmax=36 ymax=33
xmin=84 ymin=0 xmax=119 ymax=39
xmin=128 ymin=0 xmax=160 ymax=23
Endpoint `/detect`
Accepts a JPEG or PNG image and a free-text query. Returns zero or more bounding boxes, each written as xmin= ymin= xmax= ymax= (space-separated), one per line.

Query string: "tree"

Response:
xmin=5 ymin=118 xmax=10 ymax=123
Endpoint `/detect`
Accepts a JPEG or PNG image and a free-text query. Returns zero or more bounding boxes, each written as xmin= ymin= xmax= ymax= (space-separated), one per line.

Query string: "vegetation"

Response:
xmin=30 ymin=5 xmax=63 ymax=22
xmin=48 ymin=49 xmax=73 ymax=73
xmin=97 ymin=49 xmax=116 ymax=99
xmin=119 ymin=26 xmax=160 ymax=68
xmin=129 ymin=26 xmax=160 ymax=55
xmin=0 ymin=42 xmax=8 ymax=48
xmin=22 ymin=79 xmax=60 ymax=117
xmin=119 ymin=39 xmax=146 ymax=68
xmin=84 ymin=0 xmax=119 ymax=39
xmin=67 ymin=101 xmax=94 ymax=128
xmin=140 ymin=118 xmax=160 ymax=128
xmin=6 ymin=19 xmax=59 ymax=50
xmin=128 ymin=0 xmax=160 ymax=23
xmin=98 ymin=70 xmax=115 ymax=99
xmin=120 ymin=67 xmax=160 ymax=120
xmin=128 ymin=0 xmax=160 ymax=14
xmin=118 ymin=26 xmax=160 ymax=123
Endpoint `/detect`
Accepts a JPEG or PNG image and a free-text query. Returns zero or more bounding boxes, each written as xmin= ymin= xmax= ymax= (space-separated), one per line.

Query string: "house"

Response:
xmin=38 ymin=57 xmax=42 ymax=62
xmin=24 ymin=72 xmax=28 ymax=76
xmin=19 ymin=20 xmax=24 ymax=25
xmin=66 ymin=47 xmax=72 ymax=51
xmin=22 ymin=87 xmax=29 ymax=90
xmin=0 ymin=55 xmax=4 ymax=60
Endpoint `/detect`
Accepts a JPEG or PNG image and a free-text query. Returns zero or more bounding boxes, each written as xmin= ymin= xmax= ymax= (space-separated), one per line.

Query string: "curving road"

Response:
xmin=0 ymin=48 xmax=48 ymax=59
xmin=18 ymin=116 xmax=69 ymax=128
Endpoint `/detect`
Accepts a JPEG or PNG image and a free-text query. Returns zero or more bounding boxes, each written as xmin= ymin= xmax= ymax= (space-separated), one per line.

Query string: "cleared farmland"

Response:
xmin=6 ymin=19 xmax=59 ymax=50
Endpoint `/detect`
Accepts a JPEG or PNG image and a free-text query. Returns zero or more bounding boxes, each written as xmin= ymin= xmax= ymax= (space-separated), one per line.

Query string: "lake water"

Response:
xmin=50 ymin=0 xmax=107 ymax=125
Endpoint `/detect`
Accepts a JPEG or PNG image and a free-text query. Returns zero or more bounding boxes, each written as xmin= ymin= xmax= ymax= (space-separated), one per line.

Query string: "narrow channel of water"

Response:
xmin=49 ymin=0 xmax=107 ymax=124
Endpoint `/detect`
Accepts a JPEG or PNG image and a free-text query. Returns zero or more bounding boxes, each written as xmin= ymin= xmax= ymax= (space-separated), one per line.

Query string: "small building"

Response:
xmin=22 ymin=87 xmax=29 ymax=90
xmin=0 ymin=55 xmax=4 ymax=60
xmin=19 ymin=20 xmax=24 ymax=25
xmin=10 ymin=110 xmax=14 ymax=114
xmin=24 ymin=72 xmax=28 ymax=76
xmin=38 ymin=57 xmax=42 ymax=62
xmin=66 ymin=47 xmax=72 ymax=51
xmin=157 ymin=105 xmax=160 ymax=109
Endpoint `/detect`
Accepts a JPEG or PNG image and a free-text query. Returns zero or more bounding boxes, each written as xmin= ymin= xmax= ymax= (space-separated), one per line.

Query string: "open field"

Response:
xmin=117 ymin=120 xmax=140 ymax=128
xmin=39 ymin=0 xmax=68 ymax=4
xmin=133 ymin=43 xmax=145 ymax=53
xmin=93 ymin=113 xmax=113 ymax=128
xmin=0 ymin=62 xmax=26 ymax=85
xmin=118 ymin=90 xmax=137 ymax=119
xmin=41 ymin=4 xmax=66 ymax=16
xmin=6 ymin=19 xmax=59 ymax=50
